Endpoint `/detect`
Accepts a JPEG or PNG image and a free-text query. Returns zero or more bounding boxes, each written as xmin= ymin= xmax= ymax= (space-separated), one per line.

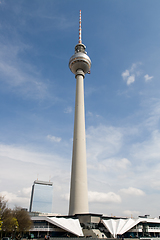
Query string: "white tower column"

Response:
xmin=68 ymin=10 xmax=91 ymax=215
xmin=69 ymin=69 xmax=88 ymax=215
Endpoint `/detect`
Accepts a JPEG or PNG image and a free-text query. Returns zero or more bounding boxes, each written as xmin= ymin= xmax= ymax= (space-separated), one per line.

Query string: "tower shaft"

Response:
xmin=69 ymin=10 xmax=91 ymax=216
xmin=69 ymin=70 xmax=89 ymax=215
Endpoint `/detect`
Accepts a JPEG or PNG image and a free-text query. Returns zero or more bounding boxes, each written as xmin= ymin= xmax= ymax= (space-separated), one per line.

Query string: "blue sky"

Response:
xmin=0 ymin=0 xmax=160 ymax=218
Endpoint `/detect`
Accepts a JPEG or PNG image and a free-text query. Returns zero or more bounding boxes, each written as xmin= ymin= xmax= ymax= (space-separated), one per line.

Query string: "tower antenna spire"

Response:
xmin=79 ymin=10 xmax=82 ymax=44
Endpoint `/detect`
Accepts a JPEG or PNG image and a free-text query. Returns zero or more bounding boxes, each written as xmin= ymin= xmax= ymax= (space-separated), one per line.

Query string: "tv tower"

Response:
xmin=68 ymin=10 xmax=91 ymax=215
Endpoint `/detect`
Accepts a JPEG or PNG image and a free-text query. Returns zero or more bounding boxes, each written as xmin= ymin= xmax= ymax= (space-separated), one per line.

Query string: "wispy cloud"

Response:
xmin=123 ymin=210 xmax=140 ymax=217
xmin=151 ymin=180 xmax=160 ymax=191
xmin=0 ymin=191 xmax=30 ymax=207
xmin=0 ymin=144 xmax=70 ymax=212
xmin=122 ymin=63 xmax=154 ymax=86
xmin=121 ymin=62 xmax=142 ymax=85
xmin=88 ymin=191 xmax=121 ymax=203
xmin=64 ymin=107 xmax=72 ymax=113
xmin=122 ymin=69 xmax=129 ymax=79
xmin=86 ymin=125 xmax=123 ymax=163
xmin=38 ymin=14 xmax=76 ymax=31
xmin=47 ymin=135 xmax=61 ymax=143
xmin=84 ymin=97 xmax=160 ymax=215
xmin=0 ymin=40 xmax=50 ymax=100
xmin=121 ymin=63 xmax=141 ymax=85
xmin=144 ymin=74 xmax=153 ymax=82
xmin=1 ymin=98 xmax=160 ymax=214
xmin=88 ymin=157 xmax=131 ymax=173
xmin=0 ymin=143 xmax=63 ymax=165
xmin=119 ymin=187 xmax=145 ymax=196
xmin=138 ymin=98 xmax=160 ymax=132
xmin=126 ymin=75 xmax=135 ymax=85
xmin=116 ymin=158 xmax=131 ymax=169
xmin=131 ymin=130 xmax=160 ymax=163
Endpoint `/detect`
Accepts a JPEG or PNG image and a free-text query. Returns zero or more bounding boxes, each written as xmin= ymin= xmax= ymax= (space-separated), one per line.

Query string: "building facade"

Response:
xmin=29 ymin=180 xmax=53 ymax=213
xmin=29 ymin=214 xmax=160 ymax=238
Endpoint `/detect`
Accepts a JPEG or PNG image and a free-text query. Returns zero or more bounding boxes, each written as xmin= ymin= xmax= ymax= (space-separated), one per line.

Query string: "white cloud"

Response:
xmin=121 ymin=62 xmax=142 ymax=85
xmin=122 ymin=69 xmax=135 ymax=85
xmin=88 ymin=191 xmax=121 ymax=203
xmin=0 ymin=42 xmax=49 ymax=99
xmin=151 ymin=180 xmax=160 ymax=190
xmin=119 ymin=187 xmax=145 ymax=196
xmin=86 ymin=125 xmax=123 ymax=162
xmin=131 ymin=130 xmax=160 ymax=162
xmin=58 ymin=191 xmax=121 ymax=208
xmin=0 ymin=92 xmax=160 ymax=215
xmin=21 ymin=187 xmax=32 ymax=197
xmin=117 ymin=158 xmax=131 ymax=169
xmin=127 ymin=75 xmax=135 ymax=85
xmin=0 ymin=145 xmax=70 ymax=212
xmin=0 ymin=191 xmax=30 ymax=207
xmin=122 ymin=70 xmax=130 ymax=80
xmin=0 ymin=142 xmax=68 ymax=169
xmin=64 ymin=107 xmax=72 ymax=113
xmin=144 ymin=74 xmax=153 ymax=82
xmin=91 ymin=157 xmax=131 ymax=173
xmin=0 ymin=144 xmax=54 ymax=164
xmin=123 ymin=210 xmax=140 ymax=217
xmin=144 ymin=99 xmax=160 ymax=130
xmin=130 ymin=63 xmax=138 ymax=72
xmin=87 ymin=111 xmax=93 ymax=117
xmin=47 ymin=135 xmax=61 ymax=143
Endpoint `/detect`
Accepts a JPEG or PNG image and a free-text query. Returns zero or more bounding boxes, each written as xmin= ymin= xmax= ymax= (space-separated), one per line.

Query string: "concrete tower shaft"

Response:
xmin=69 ymin=11 xmax=91 ymax=215
xmin=69 ymin=69 xmax=88 ymax=215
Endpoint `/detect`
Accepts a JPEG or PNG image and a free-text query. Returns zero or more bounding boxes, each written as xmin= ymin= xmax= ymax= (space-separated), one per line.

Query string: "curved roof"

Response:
xmin=48 ymin=217 xmax=84 ymax=237
xmin=31 ymin=216 xmax=84 ymax=237
xmin=102 ymin=217 xmax=160 ymax=238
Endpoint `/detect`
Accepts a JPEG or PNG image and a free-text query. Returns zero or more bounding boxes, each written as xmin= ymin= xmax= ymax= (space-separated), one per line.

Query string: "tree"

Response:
xmin=0 ymin=196 xmax=32 ymax=238
xmin=2 ymin=208 xmax=19 ymax=233
xmin=0 ymin=199 xmax=19 ymax=237
xmin=13 ymin=207 xmax=32 ymax=234
xmin=0 ymin=196 xmax=7 ymax=216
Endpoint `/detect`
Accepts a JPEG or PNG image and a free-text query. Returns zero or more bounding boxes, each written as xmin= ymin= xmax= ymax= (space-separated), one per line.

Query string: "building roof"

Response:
xmin=102 ymin=217 xmax=160 ymax=238
xmin=48 ymin=217 xmax=84 ymax=237
xmin=34 ymin=180 xmax=53 ymax=186
xmin=31 ymin=216 xmax=84 ymax=237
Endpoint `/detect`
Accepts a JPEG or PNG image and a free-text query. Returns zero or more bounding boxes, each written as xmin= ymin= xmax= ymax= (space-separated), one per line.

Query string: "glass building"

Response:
xmin=29 ymin=180 xmax=53 ymax=213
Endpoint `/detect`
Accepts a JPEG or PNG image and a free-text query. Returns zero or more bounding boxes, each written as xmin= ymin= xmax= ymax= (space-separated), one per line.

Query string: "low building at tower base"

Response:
xmin=29 ymin=212 xmax=160 ymax=238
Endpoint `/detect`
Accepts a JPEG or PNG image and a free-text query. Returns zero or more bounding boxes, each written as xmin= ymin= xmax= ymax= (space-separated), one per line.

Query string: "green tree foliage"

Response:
xmin=2 ymin=208 xmax=19 ymax=232
xmin=0 ymin=197 xmax=19 ymax=236
xmin=0 ymin=196 xmax=32 ymax=238
xmin=13 ymin=207 xmax=32 ymax=233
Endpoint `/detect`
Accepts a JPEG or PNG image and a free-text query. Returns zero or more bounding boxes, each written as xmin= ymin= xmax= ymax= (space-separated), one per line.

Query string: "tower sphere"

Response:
xmin=69 ymin=43 xmax=91 ymax=75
